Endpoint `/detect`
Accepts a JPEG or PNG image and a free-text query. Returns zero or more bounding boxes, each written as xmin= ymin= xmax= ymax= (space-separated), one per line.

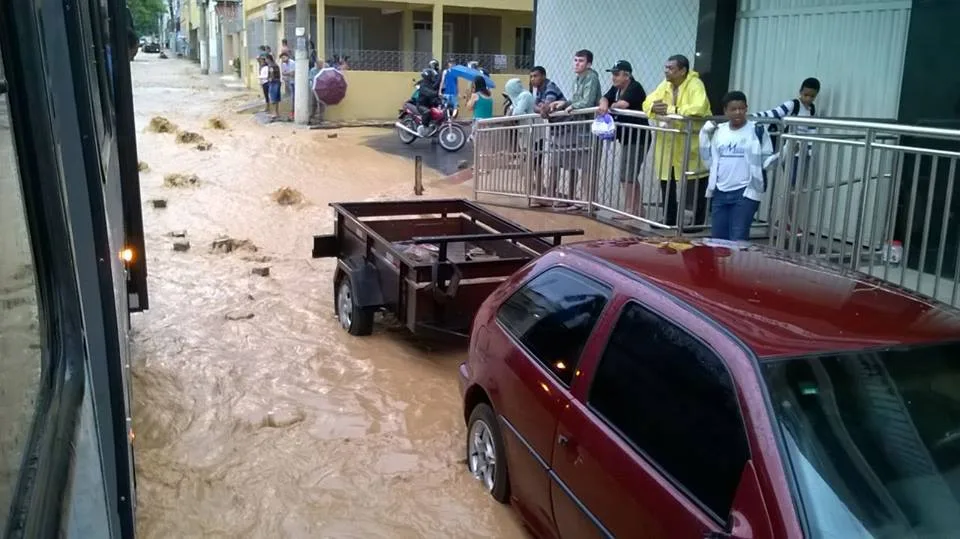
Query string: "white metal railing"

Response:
xmin=473 ymin=110 xmax=960 ymax=307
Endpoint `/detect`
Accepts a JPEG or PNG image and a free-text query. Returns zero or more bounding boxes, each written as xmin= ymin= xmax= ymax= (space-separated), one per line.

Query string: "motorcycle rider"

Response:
xmin=412 ymin=68 xmax=442 ymax=135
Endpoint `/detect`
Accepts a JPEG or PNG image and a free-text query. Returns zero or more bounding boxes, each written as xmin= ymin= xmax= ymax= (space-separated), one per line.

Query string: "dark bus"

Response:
xmin=1 ymin=0 xmax=148 ymax=537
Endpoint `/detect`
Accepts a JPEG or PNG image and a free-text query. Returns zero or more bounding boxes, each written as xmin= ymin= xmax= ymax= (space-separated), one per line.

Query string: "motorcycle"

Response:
xmin=395 ymin=84 xmax=467 ymax=152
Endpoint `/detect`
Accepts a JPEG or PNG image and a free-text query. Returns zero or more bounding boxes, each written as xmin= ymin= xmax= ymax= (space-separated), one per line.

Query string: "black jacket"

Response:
xmin=416 ymin=81 xmax=440 ymax=108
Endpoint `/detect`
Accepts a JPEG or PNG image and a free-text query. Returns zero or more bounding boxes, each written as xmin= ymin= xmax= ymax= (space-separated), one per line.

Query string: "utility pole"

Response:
xmin=198 ymin=0 xmax=209 ymax=74
xmin=294 ymin=0 xmax=310 ymax=125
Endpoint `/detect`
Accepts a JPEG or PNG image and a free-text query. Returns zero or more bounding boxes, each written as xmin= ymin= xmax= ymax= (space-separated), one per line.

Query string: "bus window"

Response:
xmin=0 ymin=51 xmax=43 ymax=526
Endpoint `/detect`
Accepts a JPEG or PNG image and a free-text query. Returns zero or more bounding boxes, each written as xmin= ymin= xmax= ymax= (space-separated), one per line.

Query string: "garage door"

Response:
xmin=729 ymin=0 xmax=911 ymax=119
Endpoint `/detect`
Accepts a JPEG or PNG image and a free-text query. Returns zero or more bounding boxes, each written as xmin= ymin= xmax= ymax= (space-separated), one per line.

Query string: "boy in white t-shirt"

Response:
xmin=700 ymin=91 xmax=774 ymax=241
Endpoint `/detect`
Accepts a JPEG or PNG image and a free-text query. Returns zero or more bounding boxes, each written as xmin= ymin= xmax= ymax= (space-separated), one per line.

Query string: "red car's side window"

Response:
xmin=496 ymin=266 xmax=611 ymax=387
xmin=586 ymin=301 xmax=751 ymax=526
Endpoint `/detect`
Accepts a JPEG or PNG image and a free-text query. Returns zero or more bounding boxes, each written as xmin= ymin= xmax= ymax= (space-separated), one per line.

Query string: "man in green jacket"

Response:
xmin=545 ymin=49 xmax=601 ymax=210
xmin=549 ymin=49 xmax=601 ymax=113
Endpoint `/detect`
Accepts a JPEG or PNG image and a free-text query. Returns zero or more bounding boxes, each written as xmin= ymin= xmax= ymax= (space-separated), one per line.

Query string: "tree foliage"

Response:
xmin=127 ymin=0 xmax=165 ymax=36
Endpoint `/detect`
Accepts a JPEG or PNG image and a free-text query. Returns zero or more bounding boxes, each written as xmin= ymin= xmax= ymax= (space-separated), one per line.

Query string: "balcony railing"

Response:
xmin=318 ymin=49 xmax=533 ymax=73
xmin=473 ymin=110 xmax=960 ymax=308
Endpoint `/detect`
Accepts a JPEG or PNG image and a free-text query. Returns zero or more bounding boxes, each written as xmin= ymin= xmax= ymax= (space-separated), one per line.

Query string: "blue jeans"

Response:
xmin=710 ymin=187 xmax=759 ymax=241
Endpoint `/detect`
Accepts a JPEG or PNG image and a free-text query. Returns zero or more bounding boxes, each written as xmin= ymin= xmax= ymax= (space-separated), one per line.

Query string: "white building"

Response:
xmin=534 ymin=0 xmax=912 ymax=119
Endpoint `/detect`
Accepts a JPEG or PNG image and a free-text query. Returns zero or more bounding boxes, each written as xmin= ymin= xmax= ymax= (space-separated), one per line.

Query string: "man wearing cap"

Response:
xmin=598 ymin=60 xmax=648 ymax=217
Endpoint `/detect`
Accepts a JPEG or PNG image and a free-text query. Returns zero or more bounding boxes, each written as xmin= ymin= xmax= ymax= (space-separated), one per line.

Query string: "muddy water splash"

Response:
xmin=130 ymin=57 xmax=536 ymax=538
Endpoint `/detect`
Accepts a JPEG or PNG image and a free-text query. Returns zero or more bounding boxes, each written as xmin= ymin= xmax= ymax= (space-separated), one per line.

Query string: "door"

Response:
xmin=551 ymin=299 xmax=757 ymax=538
xmin=412 ymin=21 xmax=452 ymax=64
xmin=728 ymin=0 xmax=912 ymax=226
xmin=492 ymin=266 xmax=612 ymax=538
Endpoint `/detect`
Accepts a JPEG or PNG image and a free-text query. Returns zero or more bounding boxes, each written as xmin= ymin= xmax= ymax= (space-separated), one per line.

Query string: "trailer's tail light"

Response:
xmin=120 ymin=248 xmax=135 ymax=263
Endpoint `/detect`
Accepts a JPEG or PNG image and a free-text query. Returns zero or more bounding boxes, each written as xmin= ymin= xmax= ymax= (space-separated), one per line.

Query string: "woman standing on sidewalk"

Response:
xmin=257 ymin=56 xmax=270 ymax=112
xmin=261 ymin=55 xmax=283 ymax=120
xmin=467 ymin=76 xmax=494 ymax=147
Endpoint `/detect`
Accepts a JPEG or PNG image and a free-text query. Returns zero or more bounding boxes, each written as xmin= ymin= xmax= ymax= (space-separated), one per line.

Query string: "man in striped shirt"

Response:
xmin=753 ymin=77 xmax=820 ymax=186
xmin=754 ymin=77 xmax=820 ymax=236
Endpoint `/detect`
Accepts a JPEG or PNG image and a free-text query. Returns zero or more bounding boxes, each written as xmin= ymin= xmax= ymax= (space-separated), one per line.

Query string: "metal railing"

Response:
xmin=472 ymin=110 xmax=960 ymax=307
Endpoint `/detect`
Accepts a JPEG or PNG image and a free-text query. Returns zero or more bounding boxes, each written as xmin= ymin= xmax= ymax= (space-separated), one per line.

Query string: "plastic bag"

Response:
xmin=591 ymin=113 xmax=616 ymax=141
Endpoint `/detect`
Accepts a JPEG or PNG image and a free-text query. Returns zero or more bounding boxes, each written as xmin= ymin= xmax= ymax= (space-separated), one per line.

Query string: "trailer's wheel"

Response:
xmin=335 ymin=274 xmax=374 ymax=336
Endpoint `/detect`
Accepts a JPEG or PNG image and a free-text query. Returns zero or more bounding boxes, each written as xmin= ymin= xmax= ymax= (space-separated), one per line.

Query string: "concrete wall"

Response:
xmin=535 ymin=0 xmax=698 ymax=97
xmin=320 ymin=71 xmax=514 ymax=122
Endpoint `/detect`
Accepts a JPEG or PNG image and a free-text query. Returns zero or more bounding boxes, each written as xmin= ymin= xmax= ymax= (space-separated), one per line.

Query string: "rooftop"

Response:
xmin=568 ymin=238 xmax=960 ymax=359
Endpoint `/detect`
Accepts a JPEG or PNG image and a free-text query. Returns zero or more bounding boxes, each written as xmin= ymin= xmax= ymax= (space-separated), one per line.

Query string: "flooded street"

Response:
xmin=130 ymin=55 xmax=622 ymax=538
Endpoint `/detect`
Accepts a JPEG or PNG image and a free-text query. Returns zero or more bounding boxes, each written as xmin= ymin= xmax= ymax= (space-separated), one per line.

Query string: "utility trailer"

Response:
xmin=312 ymin=198 xmax=584 ymax=338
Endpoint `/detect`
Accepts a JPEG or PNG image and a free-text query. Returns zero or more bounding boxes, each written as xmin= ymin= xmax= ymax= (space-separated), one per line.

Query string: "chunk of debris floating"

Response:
xmin=150 ymin=199 xmax=168 ymax=209
xmin=225 ymin=311 xmax=255 ymax=321
xmin=172 ymin=240 xmax=190 ymax=252
xmin=167 ymin=230 xmax=187 ymax=238
xmin=327 ymin=132 xmax=338 ymax=139
xmin=252 ymin=266 xmax=270 ymax=277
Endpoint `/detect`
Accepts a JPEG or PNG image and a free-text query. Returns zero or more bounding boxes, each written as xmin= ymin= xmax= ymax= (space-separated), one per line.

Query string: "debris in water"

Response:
xmin=150 ymin=198 xmax=168 ymax=208
xmin=263 ymin=409 xmax=305 ymax=428
xmin=167 ymin=230 xmax=187 ymax=238
xmin=457 ymin=160 xmax=469 ymax=170
xmin=196 ymin=141 xmax=213 ymax=151
xmin=163 ymin=173 xmax=199 ymax=187
xmin=208 ymin=117 xmax=227 ymax=130
xmin=271 ymin=187 xmax=303 ymax=206
xmin=158 ymin=51 xmax=168 ymax=59
xmin=252 ymin=266 xmax=270 ymax=277
xmin=175 ymin=130 xmax=205 ymax=144
xmin=138 ymin=161 xmax=150 ymax=171
xmin=211 ymin=235 xmax=258 ymax=254
xmin=327 ymin=133 xmax=338 ymax=139
xmin=242 ymin=255 xmax=272 ymax=263
xmin=172 ymin=240 xmax=190 ymax=252
xmin=148 ymin=116 xmax=177 ymax=133
xmin=225 ymin=311 xmax=255 ymax=321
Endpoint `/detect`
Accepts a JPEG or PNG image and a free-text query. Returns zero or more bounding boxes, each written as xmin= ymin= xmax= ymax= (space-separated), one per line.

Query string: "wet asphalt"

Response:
xmin=364 ymin=129 xmax=474 ymax=177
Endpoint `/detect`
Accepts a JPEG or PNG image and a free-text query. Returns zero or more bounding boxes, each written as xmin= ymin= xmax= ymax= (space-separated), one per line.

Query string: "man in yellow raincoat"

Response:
xmin=643 ymin=54 xmax=712 ymax=228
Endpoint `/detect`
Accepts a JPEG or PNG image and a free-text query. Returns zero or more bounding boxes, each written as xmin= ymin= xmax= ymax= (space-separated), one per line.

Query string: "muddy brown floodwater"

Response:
xmin=130 ymin=55 xmax=623 ymax=538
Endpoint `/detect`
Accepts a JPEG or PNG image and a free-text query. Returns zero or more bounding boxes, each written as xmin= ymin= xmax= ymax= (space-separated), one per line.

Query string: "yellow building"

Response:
xmin=180 ymin=0 xmax=202 ymax=61
xmin=242 ymin=0 xmax=534 ymax=121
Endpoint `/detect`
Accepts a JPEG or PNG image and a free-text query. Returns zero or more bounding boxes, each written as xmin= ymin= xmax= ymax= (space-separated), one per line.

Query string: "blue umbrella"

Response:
xmin=447 ymin=65 xmax=496 ymax=89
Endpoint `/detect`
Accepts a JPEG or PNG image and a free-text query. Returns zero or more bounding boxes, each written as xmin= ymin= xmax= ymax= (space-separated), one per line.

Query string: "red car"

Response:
xmin=459 ymin=237 xmax=960 ymax=539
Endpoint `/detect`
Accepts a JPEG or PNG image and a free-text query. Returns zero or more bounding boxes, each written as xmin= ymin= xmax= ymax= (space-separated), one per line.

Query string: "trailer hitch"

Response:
xmin=426 ymin=260 xmax=462 ymax=302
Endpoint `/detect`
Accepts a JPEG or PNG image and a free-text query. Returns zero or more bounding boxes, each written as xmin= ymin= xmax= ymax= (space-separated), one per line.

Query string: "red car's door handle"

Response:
xmin=558 ymin=434 xmax=571 ymax=447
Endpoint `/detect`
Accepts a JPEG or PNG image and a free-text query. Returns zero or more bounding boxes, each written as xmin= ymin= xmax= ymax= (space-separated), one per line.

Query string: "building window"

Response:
xmin=587 ymin=301 xmax=750 ymax=523
xmin=0 ymin=47 xmax=43 ymax=526
xmin=515 ymin=26 xmax=532 ymax=69
xmin=325 ymin=16 xmax=361 ymax=56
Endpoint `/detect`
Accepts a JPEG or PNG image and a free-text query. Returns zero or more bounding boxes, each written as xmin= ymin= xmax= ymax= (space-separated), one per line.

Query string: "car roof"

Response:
xmin=564 ymin=237 xmax=960 ymax=359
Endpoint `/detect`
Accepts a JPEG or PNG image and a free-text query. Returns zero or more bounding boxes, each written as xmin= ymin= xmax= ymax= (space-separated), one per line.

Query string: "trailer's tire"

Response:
xmin=335 ymin=274 xmax=374 ymax=336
